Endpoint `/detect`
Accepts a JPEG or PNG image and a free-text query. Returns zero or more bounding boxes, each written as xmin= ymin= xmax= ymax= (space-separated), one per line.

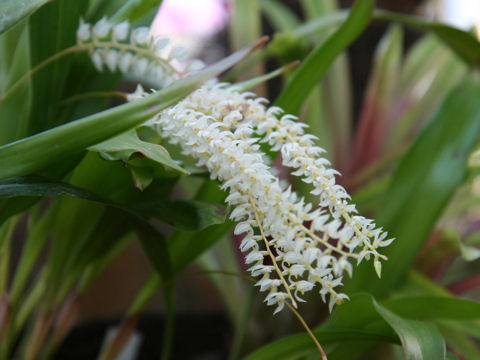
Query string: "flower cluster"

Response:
xmin=81 ymin=19 xmax=394 ymax=314
xmin=144 ymin=83 xmax=393 ymax=313
xmin=76 ymin=17 xmax=204 ymax=87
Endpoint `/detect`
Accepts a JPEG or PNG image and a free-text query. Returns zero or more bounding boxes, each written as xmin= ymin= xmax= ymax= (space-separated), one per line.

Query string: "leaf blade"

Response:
xmin=274 ymin=0 xmax=373 ymax=114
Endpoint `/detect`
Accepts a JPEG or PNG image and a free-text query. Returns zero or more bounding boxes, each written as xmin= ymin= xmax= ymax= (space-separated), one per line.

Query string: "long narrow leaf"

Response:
xmin=346 ymin=76 xmax=480 ymax=296
xmin=275 ymin=0 xmax=373 ymax=114
xmin=0 ymin=38 xmax=267 ymax=180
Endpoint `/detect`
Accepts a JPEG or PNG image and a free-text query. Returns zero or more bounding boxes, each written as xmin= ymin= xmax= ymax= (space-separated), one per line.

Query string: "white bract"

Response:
xmin=82 ymin=20 xmax=394 ymax=314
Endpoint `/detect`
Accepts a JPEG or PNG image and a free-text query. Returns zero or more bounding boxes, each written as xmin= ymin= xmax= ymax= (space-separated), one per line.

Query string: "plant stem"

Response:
xmin=248 ymin=195 xmax=298 ymax=309
xmin=160 ymin=286 xmax=175 ymax=360
xmin=284 ymin=301 xmax=328 ymax=360
xmin=0 ymin=45 xmax=87 ymax=104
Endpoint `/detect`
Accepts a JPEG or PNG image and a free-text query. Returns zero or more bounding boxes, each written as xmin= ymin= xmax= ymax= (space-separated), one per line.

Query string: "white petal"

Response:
xmin=93 ymin=17 xmax=111 ymax=39
xmin=105 ymin=49 xmax=118 ymax=72
xmin=131 ymin=27 xmax=150 ymax=46
xmin=91 ymin=50 xmax=103 ymax=72
xmin=113 ymin=21 xmax=129 ymax=41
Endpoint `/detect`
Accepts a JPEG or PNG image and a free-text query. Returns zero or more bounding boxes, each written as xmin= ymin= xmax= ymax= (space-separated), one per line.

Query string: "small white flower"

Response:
xmin=105 ymin=49 xmax=119 ymax=72
xmin=91 ymin=50 xmax=104 ymax=72
xmin=113 ymin=21 xmax=129 ymax=42
xmin=169 ymin=46 xmax=188 ymax=61
xmin=119 ymin=52 xmax=134 ymax=73
xmin=187 ymin=59 xmax=205 ymax=72
xmin=153 ymin=37 xmax=170 ymax=52
xmin=131 ymin=27 xmax=150 ymax=46
xmin=126 ymin=85 xmax=147 ymax=102
xmin=133 ymin=57 xmax=149 ymax=76
xmin=76 ymin=19 xmax=90 ymax=43
xmin=93 ymin=17 xmax=111 ymax=39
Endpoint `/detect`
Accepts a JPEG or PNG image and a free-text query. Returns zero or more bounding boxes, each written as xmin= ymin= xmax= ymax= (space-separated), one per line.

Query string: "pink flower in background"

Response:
xmin=152 ymin=0 xmax=230 ymax=38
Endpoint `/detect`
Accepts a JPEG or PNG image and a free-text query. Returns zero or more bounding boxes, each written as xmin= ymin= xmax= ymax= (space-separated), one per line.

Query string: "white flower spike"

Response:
xmin=82 ymin=19 xmax=394 ymax=314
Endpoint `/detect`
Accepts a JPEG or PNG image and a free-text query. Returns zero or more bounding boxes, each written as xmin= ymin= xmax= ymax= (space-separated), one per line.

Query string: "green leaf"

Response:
xmin=66 ymin=208 xmax=133 ymax=274
xmin=346 ymin=76 xmax=480 ymax=296
xmin=244 ymin=329 xmax=397 ymax=360
xmin=287 ymin=9 xmax=480 ymax=67
xmin=0 ymin=0 xmax=49 ymax=34
xmin=9 ymin=204 xmax=57 ymax=304
xmin=112 ymin=0 xmax=163 ymax=23
xmin=28 ymin=0 xmax=89 ymax=134
xmin=89 ymin=130 xmax=187 ymax=174
xmin=0 ymin=37 xmax=265 ymax=180
xmin=0 ymin=22 xmax=32 ymax=144
xmin=0 ymin=175 xmax=172 ymax=300
xmin=0 ymin=176 xmax=111 ymax=201
xmin=374 ymin=10 xmax=480 ymax=67
xmin=383 ymin=296 xmax=480 ymax=321
xmin=134 ymin=199 xmax=226 ymax=231
xmin=373 ymin=300 xmax=445 ymax=360
xmin=324 ymin=294 xmax=445 ymax=360
xmin=274 ymin=0 xmax=373 ymax=114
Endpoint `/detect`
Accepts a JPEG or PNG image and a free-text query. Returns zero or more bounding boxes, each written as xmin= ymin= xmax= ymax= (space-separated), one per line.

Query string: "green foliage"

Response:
xmin=347 ymin=76 xmax=480 ymax=296
xmin=275 ymin=0 xmax=373 ymax=114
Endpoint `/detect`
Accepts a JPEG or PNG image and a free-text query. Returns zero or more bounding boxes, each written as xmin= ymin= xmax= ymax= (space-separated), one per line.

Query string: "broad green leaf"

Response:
xmin=89 ymin=130 xmax=187 ymax=174
xmin=324 ymin=294 xmax=445 ymax=360
xmin=346 ymin=76 xmax=480 ymax=296
xmin=0 ymin=0 xmax=49 ymax=34
xmin=438 ymin=323 xmax=480 ymax=360
xmin=134 ymin=199 xmax=225 ymax=231
xmin=112 ymin=0 xmax=163 ymax=23
xmin=275 ymin=0 xmax=373 ymax=114
xmin=373 ymin=300 xmax=445 ymax=360
xmin=384 ymin=296 xmax=480 ymax=321
xmin=244 ymin=330 xmax=398 ymax=360
xmin=0 ymin=37 xmax=266 ymax=180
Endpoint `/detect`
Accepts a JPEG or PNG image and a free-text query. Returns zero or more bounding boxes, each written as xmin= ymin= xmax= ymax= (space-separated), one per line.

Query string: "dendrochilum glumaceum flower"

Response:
xmin=76 ymin=17 xmax=204 ymax=87
xmin=81 ymin=19 xmax=394 ymax=314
